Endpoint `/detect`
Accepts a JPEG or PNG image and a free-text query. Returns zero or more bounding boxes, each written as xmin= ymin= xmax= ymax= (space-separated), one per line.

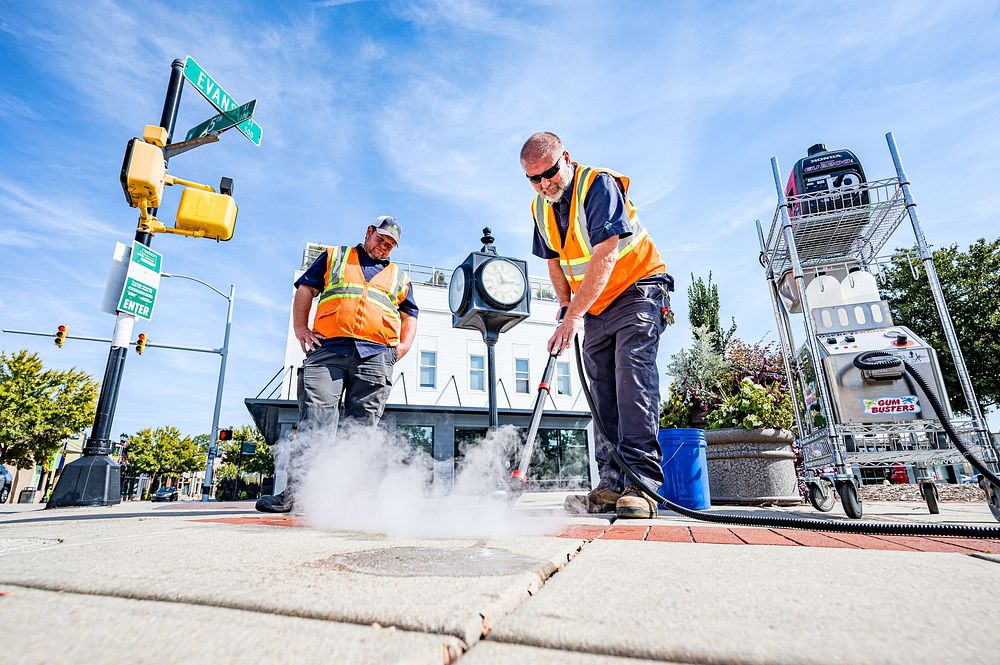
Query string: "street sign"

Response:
xmin=184 ymin=99 xmax=257 ymax=142
xmin=241 ymin=441 xmax=256 ymax=456
xmin=183 ymin=56 xmax=263 ymax=146
xmin=117 ymin=242 xmax=162 ymax=320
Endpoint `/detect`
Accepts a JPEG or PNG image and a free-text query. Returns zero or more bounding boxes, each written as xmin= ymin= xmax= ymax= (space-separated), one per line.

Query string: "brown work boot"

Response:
xmin=615 ymin=485 xmax=658 ymax=519
xmin=564 ymin=487 xmax=622 ymax=514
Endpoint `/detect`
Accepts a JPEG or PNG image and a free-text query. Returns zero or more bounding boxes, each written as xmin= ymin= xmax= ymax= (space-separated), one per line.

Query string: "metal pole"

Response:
xmin=756 ymin=220 xmax=805 ymax=438
xmin=485 ymin=330 xmax=499 ymax=430
xmin=48 ymin=59 xmax=185 ymax=507
xmin=885 ymin=133 xmax=991 ymax=443
xmin=202 ymin=284 xmax=235 ymax=501
xmin=770 ymin=157 xmax=846 ymax=475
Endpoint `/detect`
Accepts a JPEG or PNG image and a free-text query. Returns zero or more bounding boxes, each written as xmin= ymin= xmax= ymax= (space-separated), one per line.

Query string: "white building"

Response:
xmin=246 ymin=243 xmax=597 ymax=492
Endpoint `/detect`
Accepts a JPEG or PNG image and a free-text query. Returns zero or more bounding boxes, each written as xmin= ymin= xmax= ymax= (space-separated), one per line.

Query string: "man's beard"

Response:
xmin=541 ymin=164 xmax=572 ymax=203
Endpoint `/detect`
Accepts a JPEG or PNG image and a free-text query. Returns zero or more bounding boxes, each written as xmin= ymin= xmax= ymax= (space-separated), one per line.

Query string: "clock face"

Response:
xmin=449 ymin=265 xmax=468 ymax=314
xmin=479 ymin=258 xmax=526 ymax=309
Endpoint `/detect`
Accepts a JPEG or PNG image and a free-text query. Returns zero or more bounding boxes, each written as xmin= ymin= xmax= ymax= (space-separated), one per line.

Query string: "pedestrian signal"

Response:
xmin=55 ymin=325 xmax=67 ymax=348
xmin=218 ymin=428 xmax=234 ymax=442
xmin=135 ymin=333 xmax=147 ymax=355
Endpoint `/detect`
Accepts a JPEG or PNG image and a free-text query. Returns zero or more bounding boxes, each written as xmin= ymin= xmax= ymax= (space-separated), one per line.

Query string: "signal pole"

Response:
xmin=49 ymin=59 xmax=186 ymax=508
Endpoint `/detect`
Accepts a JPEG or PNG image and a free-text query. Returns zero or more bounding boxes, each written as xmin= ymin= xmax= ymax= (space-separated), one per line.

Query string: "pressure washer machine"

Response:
xmin=757 ymin=133 xmax=1000 ymax=522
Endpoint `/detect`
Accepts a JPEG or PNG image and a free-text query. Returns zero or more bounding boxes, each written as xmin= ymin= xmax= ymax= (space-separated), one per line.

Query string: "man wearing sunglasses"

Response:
xmin=256 ymin=216 xmax=418 ymax=513
xmin=521 ymin=132 xmax=674 ymax=519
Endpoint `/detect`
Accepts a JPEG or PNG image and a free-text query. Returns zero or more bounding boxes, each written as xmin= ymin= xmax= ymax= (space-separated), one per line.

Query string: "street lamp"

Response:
xmin=160 ymin=272 xmax=236 ymax=502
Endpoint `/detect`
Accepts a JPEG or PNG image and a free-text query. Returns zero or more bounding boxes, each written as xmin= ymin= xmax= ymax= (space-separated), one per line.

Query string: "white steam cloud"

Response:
xmin=277 ymin=423 xmax=567 ymax=538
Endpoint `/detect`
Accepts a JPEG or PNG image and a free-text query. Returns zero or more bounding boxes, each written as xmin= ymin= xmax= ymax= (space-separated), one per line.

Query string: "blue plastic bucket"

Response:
xmin=657 ymin=428 xmax=711 ymax=510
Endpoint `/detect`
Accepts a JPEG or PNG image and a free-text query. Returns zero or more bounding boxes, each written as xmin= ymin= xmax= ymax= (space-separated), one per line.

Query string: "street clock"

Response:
xmin=450 ymin=228 xmax=531 ymax=430
xmin=450 ymin=228 xmax=530 ymax=336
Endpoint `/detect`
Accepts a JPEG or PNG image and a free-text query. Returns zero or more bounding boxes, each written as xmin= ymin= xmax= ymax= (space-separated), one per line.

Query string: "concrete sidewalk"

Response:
xmin=1 ymin=494 xmax=999 ymax=664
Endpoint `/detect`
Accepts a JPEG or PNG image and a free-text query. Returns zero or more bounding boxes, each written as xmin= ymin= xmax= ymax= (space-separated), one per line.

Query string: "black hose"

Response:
xmin=852 ymin=351 xmax=1000 ymax=489
xmin=574 ymin=338 xmax=1000 ymax=538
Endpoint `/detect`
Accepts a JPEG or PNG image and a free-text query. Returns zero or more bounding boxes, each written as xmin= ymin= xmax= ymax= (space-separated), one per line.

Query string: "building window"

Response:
xmin=556 ymin=362 xmax=571 ymax=395
xmin=515 ymin=358 xmax=530 ymax=393
xmin=419 ymin=351 xmax=437 ymax=388
xmin=519 ymin=428 xmax=590 ymax=489
xmin=469 ymin=354 xmax=485 ymax=392
xmin=454 ymin=428 xmax=489 ymax=467
xmin=398 ymin=425 xmax=434 ymax=458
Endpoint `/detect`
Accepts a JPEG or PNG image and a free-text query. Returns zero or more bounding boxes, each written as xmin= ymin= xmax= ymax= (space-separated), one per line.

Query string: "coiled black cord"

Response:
xmin=574 ymin=338 xmax=1000 ymax=538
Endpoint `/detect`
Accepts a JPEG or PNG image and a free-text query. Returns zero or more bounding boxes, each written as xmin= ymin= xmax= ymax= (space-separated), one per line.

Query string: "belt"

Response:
xmin=635 ymin=273 xmax=674 ymax=291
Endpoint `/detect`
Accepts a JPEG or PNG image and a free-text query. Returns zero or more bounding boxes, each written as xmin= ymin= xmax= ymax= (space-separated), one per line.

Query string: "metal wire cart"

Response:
xmin=756 ymin=132 xmax=1000 ymax=521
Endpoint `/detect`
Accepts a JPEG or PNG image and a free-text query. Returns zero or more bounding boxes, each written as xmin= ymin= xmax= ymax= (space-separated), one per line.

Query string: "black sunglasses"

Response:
xmin=526 ymin=157 xmax=563 ymax=184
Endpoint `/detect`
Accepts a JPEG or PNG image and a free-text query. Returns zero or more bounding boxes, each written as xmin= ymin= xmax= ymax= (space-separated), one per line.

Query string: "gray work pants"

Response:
xmin=297 ymin=346 xmax=397 ymax=436
xmin=582 ymin=281 xmax=669 ymax=491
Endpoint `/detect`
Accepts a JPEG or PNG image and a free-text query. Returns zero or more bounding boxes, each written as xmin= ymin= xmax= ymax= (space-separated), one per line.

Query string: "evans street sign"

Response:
xmin=183 ymin=56 xmax=263 ymax=146
xmin=117 ymin=242 xmax=162 ymax=320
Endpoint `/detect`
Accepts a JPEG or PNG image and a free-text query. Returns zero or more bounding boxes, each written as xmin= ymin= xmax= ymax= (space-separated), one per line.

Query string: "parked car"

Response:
xmin=0 ymin=465 xmax=12 ymax=503
xmin=151 ymin=486 xmax=179 ymax=502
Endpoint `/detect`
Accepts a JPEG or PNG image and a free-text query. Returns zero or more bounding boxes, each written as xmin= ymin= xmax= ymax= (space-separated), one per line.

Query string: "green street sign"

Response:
xmin=183 ymin=55 xmax=263 ymax=147
xmin=185 ymin=99 xmax=256 ymax=142
xmin=117 ymin=242 xmax=162 ymax=321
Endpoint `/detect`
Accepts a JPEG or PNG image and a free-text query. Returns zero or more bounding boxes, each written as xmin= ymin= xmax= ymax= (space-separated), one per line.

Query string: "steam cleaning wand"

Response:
xmin=507 ymin=308 xmax=565 ymax=504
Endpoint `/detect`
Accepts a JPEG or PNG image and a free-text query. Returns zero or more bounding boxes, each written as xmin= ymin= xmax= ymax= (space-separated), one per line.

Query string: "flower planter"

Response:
xmin=704 ymin=427 xmax=801 ymax=506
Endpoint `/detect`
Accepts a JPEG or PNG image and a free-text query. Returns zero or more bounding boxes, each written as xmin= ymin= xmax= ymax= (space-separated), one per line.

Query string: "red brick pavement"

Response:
xmin=189 ymin=516 xmax=1000 ymax=556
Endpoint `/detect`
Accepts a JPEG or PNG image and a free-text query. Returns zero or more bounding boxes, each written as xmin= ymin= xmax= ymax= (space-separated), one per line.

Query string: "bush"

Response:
xmin=706 ymin=377 xmax=794 ymax=431
xmin=662 ymin=332 xmax=795 ymax=432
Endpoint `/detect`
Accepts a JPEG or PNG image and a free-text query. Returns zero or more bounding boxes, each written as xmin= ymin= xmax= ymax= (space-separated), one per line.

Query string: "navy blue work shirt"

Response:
xmin=295 ymin=244 xmax=419 ymax=358
xmin=531 ymin=164 xmax=632 ymax=260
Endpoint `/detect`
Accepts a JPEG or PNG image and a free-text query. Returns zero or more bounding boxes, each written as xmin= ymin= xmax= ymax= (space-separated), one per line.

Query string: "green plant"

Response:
xmin=659 ymin=387 xmax=694 ymax=429
xmin=707 ymin=378 xmax=794 ymax=431
xmin=688 ymin=272 xmax=737 ymax=353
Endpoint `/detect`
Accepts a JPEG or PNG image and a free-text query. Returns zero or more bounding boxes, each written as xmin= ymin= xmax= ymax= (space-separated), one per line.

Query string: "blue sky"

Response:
xmin=1 ymin=0 xmax=998 ymax=438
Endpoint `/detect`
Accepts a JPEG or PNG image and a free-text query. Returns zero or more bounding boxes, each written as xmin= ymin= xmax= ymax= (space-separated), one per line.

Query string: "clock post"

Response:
xmin=448 ymin=228 xmax=531 ymax=430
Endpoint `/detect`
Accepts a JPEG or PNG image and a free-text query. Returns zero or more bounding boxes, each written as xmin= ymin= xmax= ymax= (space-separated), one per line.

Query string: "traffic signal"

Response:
xmin=218 ymin=428 xmax=233 ymax=442
xmin=175 ymin=187 xmax=238 ymax=241
xmin=135 ymin=333 xmax=147 ymax=355
xmin=55 ymin=325 xmax=67 ymax=348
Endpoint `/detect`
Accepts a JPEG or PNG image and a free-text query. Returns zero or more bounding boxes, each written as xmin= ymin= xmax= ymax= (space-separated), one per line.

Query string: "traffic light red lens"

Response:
xmin=58 ymin=326 xmax=66 ymax=332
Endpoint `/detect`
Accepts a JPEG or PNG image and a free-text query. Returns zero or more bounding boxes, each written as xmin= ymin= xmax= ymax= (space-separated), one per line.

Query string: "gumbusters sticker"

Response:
xmin=863 ymin=395 xmax=921 ymax=415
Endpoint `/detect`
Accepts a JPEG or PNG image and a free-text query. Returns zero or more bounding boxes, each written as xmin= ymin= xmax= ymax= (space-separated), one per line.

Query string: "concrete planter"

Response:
xmin=704 ymin=427 xmax=801 ymax=506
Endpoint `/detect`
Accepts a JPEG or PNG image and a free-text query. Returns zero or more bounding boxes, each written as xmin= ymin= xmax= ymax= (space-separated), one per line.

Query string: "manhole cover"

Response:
xmin=316 ymin=546 xmax=545 ymax=577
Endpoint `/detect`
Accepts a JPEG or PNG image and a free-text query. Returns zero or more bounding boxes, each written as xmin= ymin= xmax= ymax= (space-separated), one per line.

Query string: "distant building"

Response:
xmin=246 ymin=243 xmax=596 ymax=493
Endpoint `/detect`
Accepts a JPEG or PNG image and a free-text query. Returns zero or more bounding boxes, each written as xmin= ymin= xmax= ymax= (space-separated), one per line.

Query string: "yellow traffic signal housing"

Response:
xmin=142 ymin=125 xmax=169 ymax=147
xmin=55 ymin=325 xmax=67 ymax=348
xmin=120 ymin=138 xmax=166 ymax=208
xmin=135 ymin=333 xmax=147 ymax=355
xmin=175 ymin=188 xmax=238 ymax=241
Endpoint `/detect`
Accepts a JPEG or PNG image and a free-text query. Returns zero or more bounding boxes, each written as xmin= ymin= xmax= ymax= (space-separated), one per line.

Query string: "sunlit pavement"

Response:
xmin=2 ymin=492 xmax=999 ymax=664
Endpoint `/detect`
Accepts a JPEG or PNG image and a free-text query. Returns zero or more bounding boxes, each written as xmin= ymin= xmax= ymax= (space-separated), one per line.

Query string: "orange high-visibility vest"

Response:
xmin=313 ymin=246 xmax=410 ymax=346
xmin=531 ymin=163 xmax=666 ymax=315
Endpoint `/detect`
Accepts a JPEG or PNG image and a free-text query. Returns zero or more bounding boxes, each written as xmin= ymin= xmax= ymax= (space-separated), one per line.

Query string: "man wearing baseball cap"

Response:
xmin=256 ymin=216 xmax=418 ymax=513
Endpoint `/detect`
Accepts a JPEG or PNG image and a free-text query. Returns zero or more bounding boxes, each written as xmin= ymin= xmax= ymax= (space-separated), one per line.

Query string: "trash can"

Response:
xmin=657 ymin=428 xmax=711 ymax=510
xmin=18 ymin=488 xmax=38 ymax=504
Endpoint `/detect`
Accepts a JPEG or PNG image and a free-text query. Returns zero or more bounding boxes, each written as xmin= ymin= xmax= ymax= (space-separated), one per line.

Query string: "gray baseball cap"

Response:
xmin=373 ymin=215 xmax=402 ymax=244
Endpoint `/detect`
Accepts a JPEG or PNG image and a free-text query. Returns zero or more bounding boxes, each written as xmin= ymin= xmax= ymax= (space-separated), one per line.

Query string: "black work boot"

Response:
xmin=255 ymin=489 xmax=293 ymax=514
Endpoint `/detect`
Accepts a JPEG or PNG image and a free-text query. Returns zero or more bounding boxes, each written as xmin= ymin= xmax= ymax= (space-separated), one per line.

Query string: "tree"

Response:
xmin=126 ymin=426 xmax=202 ymax=489
xmin=0 ymin=351 xmax=97 ymax=476
xmin=687 ymin=272 xmax=736 ymax=353
xmin=218 ymin=424 xmax=272 ymax=477
xmin=879 ymin=238 xmax=1000 ymax=414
